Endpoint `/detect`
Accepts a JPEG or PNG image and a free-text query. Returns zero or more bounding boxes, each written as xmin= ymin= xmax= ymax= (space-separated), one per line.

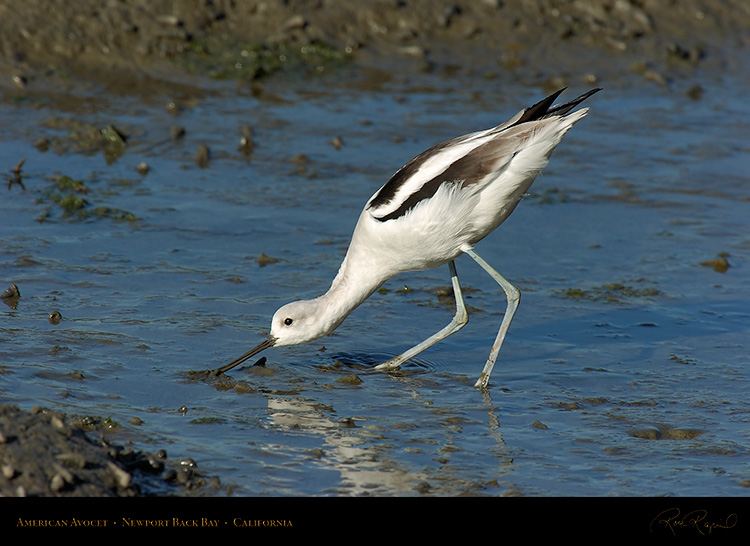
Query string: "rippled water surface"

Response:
xmin=1 ymin=64 xmax=749 ymax=496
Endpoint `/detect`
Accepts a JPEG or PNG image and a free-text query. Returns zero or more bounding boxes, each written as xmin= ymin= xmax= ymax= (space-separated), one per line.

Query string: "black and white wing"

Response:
xmin=366 ymin=88 xmax=601 ymax=222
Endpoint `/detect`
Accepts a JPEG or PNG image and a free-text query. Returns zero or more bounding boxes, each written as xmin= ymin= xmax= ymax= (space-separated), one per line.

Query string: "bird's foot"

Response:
xmin=474 ymin=373 xmax=490 ymax=389
xmin=374 ymin=359 xmax=402 ymax=371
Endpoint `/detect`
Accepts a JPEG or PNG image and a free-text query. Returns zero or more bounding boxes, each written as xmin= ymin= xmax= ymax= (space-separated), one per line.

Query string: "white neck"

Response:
xmin=314 ymin=249 xmax=387 ymax=335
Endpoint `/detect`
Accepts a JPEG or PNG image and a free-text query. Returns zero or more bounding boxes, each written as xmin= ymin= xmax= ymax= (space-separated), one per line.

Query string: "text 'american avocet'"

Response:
xmin=216 ymin=87 xmax=601 ymax=389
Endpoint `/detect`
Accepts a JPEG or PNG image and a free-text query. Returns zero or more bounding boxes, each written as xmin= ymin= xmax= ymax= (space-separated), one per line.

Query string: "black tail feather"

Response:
xmin=514 ymin=88 xmax=567 ymax=125
xmin=544 ymin=87 xmax=602 ymax=118
xmin=515 ymin=87 xmax=602 ymax=126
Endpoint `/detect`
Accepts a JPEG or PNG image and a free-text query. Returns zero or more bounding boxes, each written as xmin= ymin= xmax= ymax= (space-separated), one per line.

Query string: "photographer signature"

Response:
xmin=650 ymin=508 xmax=737 ymax=536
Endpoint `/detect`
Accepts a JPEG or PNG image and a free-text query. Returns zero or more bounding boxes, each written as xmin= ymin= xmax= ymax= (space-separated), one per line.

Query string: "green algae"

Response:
xmin=177 ymin=38 xmax=351 ymax=80
xmin=36 ymin=175 xmax=138 ymax=223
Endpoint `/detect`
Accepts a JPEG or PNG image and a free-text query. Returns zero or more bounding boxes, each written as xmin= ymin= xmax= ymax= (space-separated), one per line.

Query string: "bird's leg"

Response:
xmin=375 ymin=260 xmax=468 ymax=371
xmin=464 ymin=248 xmax=520 ymax=389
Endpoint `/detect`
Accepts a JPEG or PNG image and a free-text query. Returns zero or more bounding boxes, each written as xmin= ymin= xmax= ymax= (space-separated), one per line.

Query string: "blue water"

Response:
xmin=1 ymin=62 xmax=749 ymax=496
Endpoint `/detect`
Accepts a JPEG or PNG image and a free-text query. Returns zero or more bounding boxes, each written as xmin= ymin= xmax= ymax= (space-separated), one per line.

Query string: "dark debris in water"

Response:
xmin=336 ymin=374 xmax=363 ymax=386
xmin=194 ymin=143 xmax=210 ymax=168
xmin=47 ymin=310 xmax=62 ymax=325
xmin=257 ymin=253 xmax=280 ymax=267
xmin=6 ymin=157 xmax=26 ymax=190
xmin=629 ymin=426 xmax=704 ymax=441
xmin=529 ymin=187 xmax=569 ymax=204
xmin=185 ymin=358 xmax=270 ymax=393
xmin=1 ymin=284 xmax=21 ymax=309
xmin=555 ymin=282 xmax=663 ymax=303
xmin=700 ymin=253 xmax=731 ymax=273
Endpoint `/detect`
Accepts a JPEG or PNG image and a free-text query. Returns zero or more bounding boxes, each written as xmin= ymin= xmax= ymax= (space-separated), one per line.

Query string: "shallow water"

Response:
xmin=1 ymin=62 xmax=749 ymax=496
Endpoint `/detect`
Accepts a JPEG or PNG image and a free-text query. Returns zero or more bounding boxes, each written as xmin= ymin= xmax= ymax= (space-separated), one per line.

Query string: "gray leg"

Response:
xmin=464 ymin=248 xmax=520 ymax=389
xmin=376 ymin=260 xmax=468 ymax=371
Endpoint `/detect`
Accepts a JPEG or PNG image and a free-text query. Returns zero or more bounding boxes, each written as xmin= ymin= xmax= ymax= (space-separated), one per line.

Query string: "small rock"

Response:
xmin=700 ymin=256 xmax=730 ymax=273
xmin=195 ymin=144 xmax=210 ymax=168
xmin=643 ymin=69 xmax=667 ymax=86
xmin=686 ymin=84 xmax=704 ymax=100
xmin=239 ymin=126 xmax=254 ymax=154
xmin=35 ymin=137 xmax=50 ymax=152
xmin=108 ymin=462 xmax=132 ymax=489
xmin=630 ymin=426 xmax=662 ymax=440
xmin=49 ymin=474 xmax=66 ymax=492
xmin=1 ymin=285 xmax=20 ymax=299
xmin=12 ymin=74 xmax=27 ymax=89
xmin=414 ymin=482 xmax=432 ymax=494
xmin=170 ymin=125 xmax=186 ymax=141
xmin=180 ymin=458 xmax=197 ymax=468
xmin=336 ymin=374 xmax=362 ymax=385
xmin=257 ymin=253 xmax=279 ymax=267
xmin=281 ymin=15 xmax=307 ymax=32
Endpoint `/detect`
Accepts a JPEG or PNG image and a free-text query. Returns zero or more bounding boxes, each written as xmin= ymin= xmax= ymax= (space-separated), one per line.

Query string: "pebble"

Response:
xmin=108 ymin=461 xmax=132 ymax=489
xmin=34 ymin=137 xmax=50 ymax=152
xmin=195 ymin=144 xmax=210 ymax=167
xmin=49 ymin=473 xmax=66 ymax=492
xmin=56 ymin=452 xmax=87 ymax=470
xmin=630 ymin=426 xmax=661 ymax=440
xmin=414 ymin=482 xmax=432 ymax=494
xmin=239 ymin=126 xmax=254 ymax=154
xmin=257 ymin=252 xmax=279 ymax=267
xmin=281 ymin=14 xmax=307 ymax=32
xmin=643 ymin=69 xmax=667 ymax=86
xmin=700 ymin=256 xmax=730 ymax=273
xmin=686 ymin=84 xmax=704 ymax=100
xmin=170 ymin=125 xmax=186 ymax=141
xmin=12 ymin=74 xmax=27 ymax=89
xmin=336 ymin=374 xmax=362 ymax=385
xmin=1 ymin=284 xmax=20 ymax=299
xmin=180 ymin=457 xmax=197 ymax=468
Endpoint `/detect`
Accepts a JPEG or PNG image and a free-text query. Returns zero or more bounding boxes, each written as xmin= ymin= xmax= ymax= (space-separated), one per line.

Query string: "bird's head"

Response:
xmin=214 ymin=298 xmax=335 ymax=375
xmin=269 ymin=299 xmax=333 ymax=347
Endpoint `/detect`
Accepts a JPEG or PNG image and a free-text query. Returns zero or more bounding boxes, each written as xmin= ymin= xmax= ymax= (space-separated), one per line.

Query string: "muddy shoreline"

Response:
xmin=0 ymin=404 xmax=224 ymax=497
xmin=2 ymin=0 xmax=749 ymax=94
xmin=1 ymin=1 xmax=749 ymax=497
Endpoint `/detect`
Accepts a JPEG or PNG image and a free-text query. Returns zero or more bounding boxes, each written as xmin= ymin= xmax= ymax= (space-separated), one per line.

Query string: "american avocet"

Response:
xmin=216 ymin=87 xmax=600 ymax=388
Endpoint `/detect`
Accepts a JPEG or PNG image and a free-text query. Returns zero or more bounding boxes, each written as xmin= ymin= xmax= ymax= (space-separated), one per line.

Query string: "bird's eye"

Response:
xmin=284 ymin=318 xmax=293 ymax=326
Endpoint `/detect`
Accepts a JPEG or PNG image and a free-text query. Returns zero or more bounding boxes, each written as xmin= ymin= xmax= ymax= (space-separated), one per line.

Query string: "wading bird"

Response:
xmin=216 ymin=87 xmax=600 ymax=388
